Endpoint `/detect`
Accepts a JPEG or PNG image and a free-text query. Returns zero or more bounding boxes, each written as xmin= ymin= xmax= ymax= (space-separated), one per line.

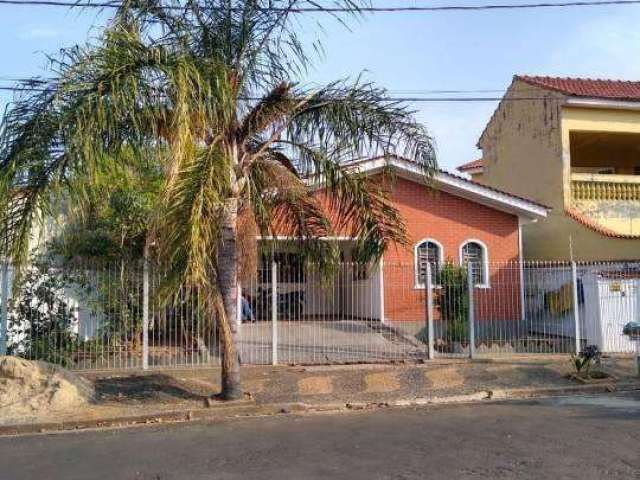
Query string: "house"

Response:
xmin=254 ymin=156 xmax=548 ymax=327
xmin=462 ymin=75 xmax=640 ymax=261
xmin=457 ymin=158 xmax=484 ymax=182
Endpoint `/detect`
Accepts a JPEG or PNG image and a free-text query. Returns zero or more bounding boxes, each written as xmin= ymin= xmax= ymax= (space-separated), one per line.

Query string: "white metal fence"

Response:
xmin=0 ymin=259 xmax=638 ymax=370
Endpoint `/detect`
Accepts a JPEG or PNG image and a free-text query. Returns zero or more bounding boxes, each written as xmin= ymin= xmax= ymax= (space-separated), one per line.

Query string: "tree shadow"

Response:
xmin=93 ymin=374 xmax=210 ymax=404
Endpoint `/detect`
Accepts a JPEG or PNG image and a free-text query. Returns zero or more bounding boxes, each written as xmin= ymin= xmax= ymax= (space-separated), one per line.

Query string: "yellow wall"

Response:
xmin=477 ymin=80 xmax=640 ymax=260
xmin=561 ymin=106 xmax=640 ymax=205
xmin=468 ymin=171 xmax=484 ymax=182
xmin=478 ymin=80 xmax=565 ymax=211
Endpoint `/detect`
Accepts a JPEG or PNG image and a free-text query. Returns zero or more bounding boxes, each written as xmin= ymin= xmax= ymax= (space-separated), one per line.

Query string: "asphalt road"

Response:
xmin=2 ymin=393 xmax=640 ymax=480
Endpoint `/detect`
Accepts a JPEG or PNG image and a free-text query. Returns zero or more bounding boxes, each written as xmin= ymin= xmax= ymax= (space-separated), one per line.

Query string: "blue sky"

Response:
xmin=2 ymin=1 xmax=640 ymax=170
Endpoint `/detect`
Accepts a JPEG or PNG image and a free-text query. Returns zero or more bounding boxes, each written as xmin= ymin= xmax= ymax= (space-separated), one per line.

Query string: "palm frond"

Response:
xmin=287 ymin=78 xmax=437 ymax=176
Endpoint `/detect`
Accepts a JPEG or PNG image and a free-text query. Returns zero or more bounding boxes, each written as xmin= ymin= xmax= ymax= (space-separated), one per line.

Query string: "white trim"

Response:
xmin=461 ymin=166 xmax=484 ymax=175
xmin=518 ymin=218 xmax=526 ymax=321
xmin=378 ymin=257 xmax=385 ymax=324
xmin=571 ymin=172 xmax=640 ymax=184
xmin=318 ymin=156 xmax=549 ymax=221
xmin=459 ymin=239 xmax=490 ymax=288
xmin=257 ymin=235 xmax=354 ymax=241
xmin=565 ymin=97 xmax=640 ymax=111
xmin=413 ymin=238 xmax=444 ymax=289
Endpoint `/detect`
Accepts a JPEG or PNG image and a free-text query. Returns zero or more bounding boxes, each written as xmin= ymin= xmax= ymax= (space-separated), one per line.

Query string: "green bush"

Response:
xmin=438 ymin=262 xmax=469 ymax=343
xmin=415 ymin=261 xmax=470 ymax=346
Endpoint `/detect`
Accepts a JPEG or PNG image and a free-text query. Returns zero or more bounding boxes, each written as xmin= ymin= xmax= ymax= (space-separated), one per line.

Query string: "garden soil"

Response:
xmin=0 ymin=356 xmax=94 ymax=420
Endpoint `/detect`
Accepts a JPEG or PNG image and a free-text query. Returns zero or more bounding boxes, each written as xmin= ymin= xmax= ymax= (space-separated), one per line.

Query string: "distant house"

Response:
xmin=457 ymin=158 xmax=484 ymax=181
xmin=461 ymin=75 xmax=640 ymax=261
xmin=261 ymin=155 xmax=548 ymax=325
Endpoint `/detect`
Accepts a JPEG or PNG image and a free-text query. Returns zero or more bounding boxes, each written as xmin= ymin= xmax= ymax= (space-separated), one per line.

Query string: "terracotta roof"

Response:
xmin=457 ymin=159 xmax=484 ymax=172
xmin=517 ymin=75 xmax=640 ymax=102
xmin=565 ymin=207 xmax=640 ymax=239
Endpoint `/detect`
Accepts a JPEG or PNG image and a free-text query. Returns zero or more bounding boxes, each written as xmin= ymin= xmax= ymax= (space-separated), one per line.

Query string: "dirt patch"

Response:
xmin=243 ymin=378 xmax=267 ymax=394
xmin=364 ymin=372 xmax=400 ymax=393
xmin=298 ymin=376 xmax=334 ymax=395
xmin=424 ymin=367 xmax=464 ymax=389
xmin=0 ymin=356 xmax=94 ymax=421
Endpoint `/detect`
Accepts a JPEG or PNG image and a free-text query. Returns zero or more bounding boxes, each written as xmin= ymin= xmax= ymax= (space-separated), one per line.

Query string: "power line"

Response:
xmin=0 ymin=79 xmax=533 ymax=95
xmin=0 ymin=84 xmax=565 ymax=102
xmin=1 ymin=0 xmax=640 ymax=11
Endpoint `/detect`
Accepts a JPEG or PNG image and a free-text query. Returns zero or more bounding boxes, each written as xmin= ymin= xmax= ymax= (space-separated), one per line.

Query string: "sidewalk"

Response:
xmin=2 ymin=355 xmax=639 ymax=435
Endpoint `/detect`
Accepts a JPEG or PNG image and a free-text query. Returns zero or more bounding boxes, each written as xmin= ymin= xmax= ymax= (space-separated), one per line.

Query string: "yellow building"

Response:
xmin=459 ymin=75 xmax=640 ymax=261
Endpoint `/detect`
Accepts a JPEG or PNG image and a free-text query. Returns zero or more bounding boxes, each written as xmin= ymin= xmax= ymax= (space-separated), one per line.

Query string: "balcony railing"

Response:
xmin=571 ymin=173 xmax=640 ymax=201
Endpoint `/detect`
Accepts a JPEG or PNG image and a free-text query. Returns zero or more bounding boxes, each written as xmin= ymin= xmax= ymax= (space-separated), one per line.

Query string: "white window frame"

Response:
xmin=414 ymin=238 xmax=444 ymax=289
xmin=459 ymin=239 xmax=490 ymax=288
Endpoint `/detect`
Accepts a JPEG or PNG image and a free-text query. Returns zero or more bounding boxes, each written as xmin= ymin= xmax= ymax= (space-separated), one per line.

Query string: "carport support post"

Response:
xmin=467 ymin=267 xmax=476 ymax=359
xmin=0 ymin=260 xmax=8 ymax=356
xmin=571 ymin=261 xmax=581 ymax=355
xmin=142 ymin=258 xmax=149 ymax=370
xmin=426 ymin=263 xmax=435 ymax=360
xmin=271 ymin=261 xmax=278 ymax=366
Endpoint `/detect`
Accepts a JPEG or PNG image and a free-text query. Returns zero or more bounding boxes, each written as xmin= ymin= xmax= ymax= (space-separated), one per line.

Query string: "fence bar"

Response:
xmin=0 ymin=261 xmax=8 ymax=356
xmin=236 ymin=282 xmax=242 ymax=327
xmin=467 ymin=267 xmax=476 ymax=359
xmin=379 ymin=258 xmax=385 ymax=324
xmin=571 ymin=261 xmax=581 ymax=354
xmin=141 ymin=259 xmax=149 ymax=370
xmin=426 ymin=263 xmax=435 ymax=360
xmin=271 ymin=261 xmax=278 ymax=366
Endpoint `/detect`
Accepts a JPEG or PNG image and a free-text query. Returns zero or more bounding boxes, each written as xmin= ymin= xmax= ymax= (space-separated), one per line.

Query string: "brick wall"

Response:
xmin=381 ymin=176 xmax=521 ymax=323
xmin=269 ymin=173 xmax=523 ymax=324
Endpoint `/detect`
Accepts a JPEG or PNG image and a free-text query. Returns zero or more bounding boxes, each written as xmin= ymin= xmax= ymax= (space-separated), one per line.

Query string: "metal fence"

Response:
xmin=0 ymin=259 xmax=638 ymax=370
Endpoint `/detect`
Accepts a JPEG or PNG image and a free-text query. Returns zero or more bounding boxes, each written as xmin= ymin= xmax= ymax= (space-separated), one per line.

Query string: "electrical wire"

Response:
xmin=0 ymin=0 xmax=639 ymax=12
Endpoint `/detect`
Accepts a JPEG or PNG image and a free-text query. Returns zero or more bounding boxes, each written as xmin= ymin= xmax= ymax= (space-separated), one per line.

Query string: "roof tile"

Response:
xmin=565 ymin=207 xmax=640 ymax=239
xmin=457 ymin=158 xmax=484 ymax=172
xmin=517 ymin=75 xmax=640 ymax=101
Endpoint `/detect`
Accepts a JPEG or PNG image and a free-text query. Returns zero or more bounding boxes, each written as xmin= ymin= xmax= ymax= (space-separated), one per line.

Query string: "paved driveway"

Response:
xmin=238 ymin=319 xmax=427 ymax=364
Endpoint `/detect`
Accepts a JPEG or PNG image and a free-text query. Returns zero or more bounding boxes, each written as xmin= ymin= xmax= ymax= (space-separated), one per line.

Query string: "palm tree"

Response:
xmin=0 ymin=0 xmax=436 ymax=399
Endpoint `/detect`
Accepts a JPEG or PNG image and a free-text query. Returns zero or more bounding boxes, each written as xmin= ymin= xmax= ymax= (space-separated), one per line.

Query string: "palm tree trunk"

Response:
xmin=217 ymin=197 xmax=242 ymax=400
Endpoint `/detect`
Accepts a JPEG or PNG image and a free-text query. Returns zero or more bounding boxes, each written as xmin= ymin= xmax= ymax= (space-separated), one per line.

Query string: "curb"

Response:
xmin=2 ymin=382 xmax=639 ymax=437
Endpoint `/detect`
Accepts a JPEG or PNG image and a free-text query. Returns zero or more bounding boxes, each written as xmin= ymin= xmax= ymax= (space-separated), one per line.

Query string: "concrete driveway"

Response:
xmin=238 ymin=319 xmax=427 ymax=364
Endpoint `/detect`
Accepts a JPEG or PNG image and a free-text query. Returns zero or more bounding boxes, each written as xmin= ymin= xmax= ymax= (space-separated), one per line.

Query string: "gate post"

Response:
xmin=271 ymin=261 xmax=278 ymax=366
xmin=426 ymin=263 xmax=435 ymax=360
xmin=467 ymin=267 xmax=476 ymax=359
xmin=0 ymin=260 xmax=8 ymax=356
xmin=571 ymin=261 xmax=581 ymax=355
xmin=142 ymin=259 xmax=149 ymax=370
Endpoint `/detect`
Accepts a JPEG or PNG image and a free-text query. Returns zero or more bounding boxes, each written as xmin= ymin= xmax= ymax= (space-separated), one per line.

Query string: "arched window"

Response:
xmin=415 ymin=239 xmax=442 ymax=287
xmin=460 ymin=240 xmax=489 ymax=287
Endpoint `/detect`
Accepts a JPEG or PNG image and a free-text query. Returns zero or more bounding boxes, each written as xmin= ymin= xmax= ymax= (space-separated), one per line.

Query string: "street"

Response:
xmin=2 ymin=393 xmax=640 ymax=480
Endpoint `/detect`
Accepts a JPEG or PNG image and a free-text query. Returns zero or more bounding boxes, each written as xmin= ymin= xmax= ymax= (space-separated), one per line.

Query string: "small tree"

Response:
xmin=438 ymin=262 xmax=469 ymax=343
xmin=47 ymin=161 xmax=161 ymax=353
xmin=7 ymin=261 xmax=79 ymax=367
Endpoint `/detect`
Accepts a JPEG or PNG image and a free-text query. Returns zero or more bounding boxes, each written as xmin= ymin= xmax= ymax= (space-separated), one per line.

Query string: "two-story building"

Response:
xmin=459 ymin=75 xmax=640 ymax=261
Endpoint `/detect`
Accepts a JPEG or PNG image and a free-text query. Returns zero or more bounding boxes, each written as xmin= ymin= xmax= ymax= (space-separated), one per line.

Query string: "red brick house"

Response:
xmin=253 ymin=156 xmax=548 ymax=327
